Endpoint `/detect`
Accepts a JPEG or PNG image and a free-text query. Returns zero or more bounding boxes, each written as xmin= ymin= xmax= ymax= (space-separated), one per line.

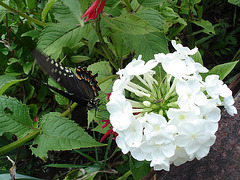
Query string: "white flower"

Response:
xmin=198 ymin=104 xmax=221 ymax=134
xmin=176 ymin=79 xmax=208 ymax=114
xmin=143 ymin=113 xmax=177 ymax=144
xmin=224 ymin=96 xmax=237 ymax=116
xmin=155 ymin=52 xmax=189 ymax=79
xmin=106 ymin=93 xmax=133 ymax=131
xmin=150 ymin=158 xmax=170 ymax=171
xmin=171 ymin=40 xmax=198 ymax=56
xmin=204 ymin=75 xmax=232 ymax=101
xmin=191 ymin=134 xmax=216 ymax=160
xmin=169 ymin=147 xmax=192 ymax=166
xmin=167 ymin=108 xmax=198 ymax=127
xmin=120 ymin=116 xmax=143 ymax=148
xmin=141 ymin=113 xmax=177 ymax=163
xmin=117 ymin=55 xmax=158 ymax=76
xmin=174 ymin=119 xmax=215 ymax=155
xmin=106 ymin=40 xmax=237 ymax=172
xmin=115 ymin=133 xmax=129 ymax=154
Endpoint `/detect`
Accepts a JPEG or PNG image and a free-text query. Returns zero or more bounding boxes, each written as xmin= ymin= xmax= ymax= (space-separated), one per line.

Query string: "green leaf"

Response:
xmin=62 ymin=0 xmax=85 ymax=25
xmin=38 ymin=1 xmax=91 ymax=55
xmin=137 ymin=0 xmax=165 ymax=7
xmin=30 ymin=112 xmax=104 ymax=158
xmin=25 ymin=0 xmax=36 ymax=10
xmin=136 ymin=8 xmax=164 ymax=30
xmin=161 ymin=7 xmax=187 ymax=26
xmin=129 ymin=157 xmax=151 ymax=180
xmin=48 ymin=78 xmax=69 ymax=105
xmin=21 ymin=29 xmax=41 ymax=39
xmin=228 ymin=0 xmax=240 ymax=7
xmin=124 ymin=32 xmax=168 ymax=60
xmin=102 ymin=14 xmax=159 ymax=35
xmin=0 ymin=95 xmax=33 ymax=139
xmin=23 ymin=61 xmax=33 ymax=74
xmin=38 ymin=23 xmax=90 ymax=55
xmin=87 ymin=61 xmax=112 ymax=125
xmin=51 ymin=1 xmax=78 ymax=23
xmin=88 ymin=61 xmax=113 ymax=93
xmin=192 ymin=19 xmax=215 ymax=35
xmin=5 ymin=63 xmax=22 ymax=76
xmin=202 ymin=61 xmax=239 ymax=80
xmin=190 ymin=50 xmax=203 ymax=65
xmin=70 ymin=55 xmax=91 ymax=63
xmin=0 ymin=75 xmax=27 ymax=95
xmin=42 ymin=0 xmax=55 ymax=22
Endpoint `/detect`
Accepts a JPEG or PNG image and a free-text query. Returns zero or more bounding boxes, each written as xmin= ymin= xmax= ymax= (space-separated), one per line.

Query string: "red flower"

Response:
xmin=83 ymin=0 xmax=106 ymax=22
xmin=34 ymin=116 xmax=38 ymax=123
xmin=100 ymin=119 xmax=118 ymax=142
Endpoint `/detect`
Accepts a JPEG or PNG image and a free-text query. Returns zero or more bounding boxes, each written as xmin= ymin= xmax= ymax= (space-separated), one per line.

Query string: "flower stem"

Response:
xmin=0 ymin=129 xmax=40 ymax=156
xmin=61 ymin=102 xmax=78 ymax=117
xmin=165 ymin=77 xmax=178 ymax=100
xmin=0 ymin=1 xmax=47 ymax=27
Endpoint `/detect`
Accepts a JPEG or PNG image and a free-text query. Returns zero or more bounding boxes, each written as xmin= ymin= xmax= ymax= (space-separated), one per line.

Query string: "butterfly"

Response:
xmin=32 ymin=49 xmax=101 ymax=109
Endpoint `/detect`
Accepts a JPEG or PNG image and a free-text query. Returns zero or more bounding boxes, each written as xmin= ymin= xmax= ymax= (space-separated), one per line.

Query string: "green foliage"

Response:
xmin=30 ymin=112 xmax=103 ymax=158
xmin=0 ymin=0 xmax=239 ymax=179
xmin=102 ymin=14 xmax=159 ymax=35
xmin=0 ymin=95 xmax=33 ymax=139
xmin=0 ymin=75 xmax=27 ymax=95
xmin=129 ymin=157 xmax=151 ymax=180
xmin=202 ymin=61 xmax=239 ymax=80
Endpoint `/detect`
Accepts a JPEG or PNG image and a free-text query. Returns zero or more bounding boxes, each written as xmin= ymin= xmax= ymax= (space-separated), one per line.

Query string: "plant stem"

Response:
xmin=0 ymin=1 xmax=47 ymax=27
xmin=61 ymin=102 xmax=78 ymax=117
xmin=0 ymin=129 xmax=40 ymax=156
xmin=98 ymin=74 xmax=118 ymax=84
xmin=95 ymin=17 xmax=118 ymax=70
xmin=122 ymin=0 xmax=133 ymax=13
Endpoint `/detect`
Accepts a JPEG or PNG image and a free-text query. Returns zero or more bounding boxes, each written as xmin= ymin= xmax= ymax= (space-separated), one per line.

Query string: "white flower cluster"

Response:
xmin=106 ymin=40 xmax=237 ymax=171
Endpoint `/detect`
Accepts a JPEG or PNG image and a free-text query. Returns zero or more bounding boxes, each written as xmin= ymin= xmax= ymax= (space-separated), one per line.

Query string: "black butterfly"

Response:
xmin=32 ymin=50 xmax=101 ymax=109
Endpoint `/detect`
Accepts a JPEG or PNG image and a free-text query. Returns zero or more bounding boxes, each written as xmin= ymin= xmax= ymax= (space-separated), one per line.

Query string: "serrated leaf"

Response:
xmin=51 ymin=1 xmax=78 ymax=23
xmin=30 ymin=112 xmax=104 ymax=158
xmin=0 ymin=75 xmax=27 ymax=95
xmin=38 ymin=2 xmax=91 ymax=55
xmin=136 ymin=8 xmax=164 ymax=30
xmin=102 ymin=14 xmax=159 ymax=35
xmin=202 ymin=61 xmax=238 ymax=80
xmin=0 ymin=95 xmax=33 ymax=139
xmin=124 ymin=32 xmax=168 ymax=60
xmin=62 ymin=0 xmax=85 ymax=25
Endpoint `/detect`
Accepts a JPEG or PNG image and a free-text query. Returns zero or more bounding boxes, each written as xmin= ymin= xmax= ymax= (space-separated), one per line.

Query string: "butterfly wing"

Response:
xmin=32 ymin=50 xmax=100 ymax=106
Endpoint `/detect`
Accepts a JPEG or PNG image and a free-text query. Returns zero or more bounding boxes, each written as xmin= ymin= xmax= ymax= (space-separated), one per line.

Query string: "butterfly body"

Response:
xmin=32 ymin=50 xmax=100 ymax=109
